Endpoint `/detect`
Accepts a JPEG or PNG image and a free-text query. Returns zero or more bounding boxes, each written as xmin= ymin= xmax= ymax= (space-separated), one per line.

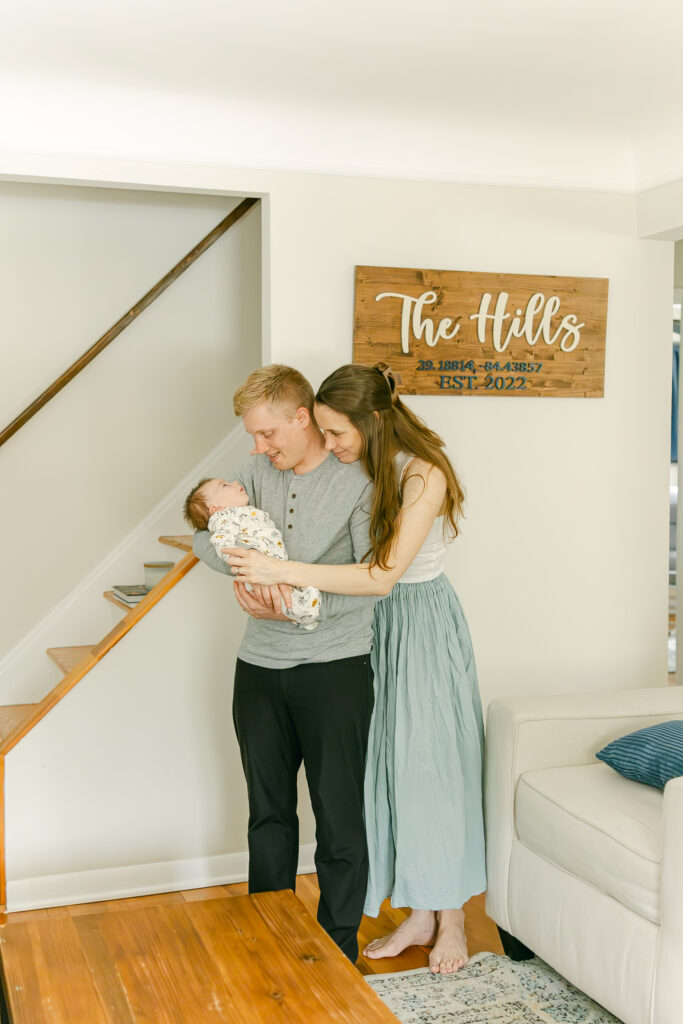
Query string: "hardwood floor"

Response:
xmin=0 ymin=873 xmax=503 ymax=1015
xmin=2 ymin=888 xmax=408 ymax=1024
xmin=2 ymin=876 xmax=503 ymax=968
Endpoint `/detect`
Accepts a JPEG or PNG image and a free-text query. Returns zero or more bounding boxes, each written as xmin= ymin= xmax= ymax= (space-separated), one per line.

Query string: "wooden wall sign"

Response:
xmin=353 ymin=266 xmax=608 ymax=397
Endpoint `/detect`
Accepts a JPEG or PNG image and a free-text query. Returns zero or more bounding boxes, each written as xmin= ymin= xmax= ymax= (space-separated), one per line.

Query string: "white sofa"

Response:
xmin=485 ymin=686 xmax=683 ymax=1024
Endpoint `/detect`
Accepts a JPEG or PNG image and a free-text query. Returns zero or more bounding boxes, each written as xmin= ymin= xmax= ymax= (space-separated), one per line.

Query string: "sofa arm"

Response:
xmin=654 ymin=776 xmax=683 ymax=1024
xmin=487 ymin=686 xmax=683 ymax=786
xmin=485 ymin=686 xmax=683 ymax=933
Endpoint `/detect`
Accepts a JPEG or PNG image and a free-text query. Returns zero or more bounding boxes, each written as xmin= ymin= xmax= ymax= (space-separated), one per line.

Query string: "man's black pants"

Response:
xmin=233 ymin=654 xmax=374 ymax=963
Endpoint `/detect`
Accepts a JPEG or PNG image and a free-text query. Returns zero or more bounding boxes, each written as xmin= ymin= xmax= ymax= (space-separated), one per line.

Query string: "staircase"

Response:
xmin=0 ymin=535 xmax=197 ymax=913
xmin=0 ymin=194 xmax=260 ymax=916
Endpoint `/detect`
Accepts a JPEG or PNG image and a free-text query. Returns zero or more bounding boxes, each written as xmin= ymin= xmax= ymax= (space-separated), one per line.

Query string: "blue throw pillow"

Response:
xmin=596 ymin=720 xmax=683 ymax=789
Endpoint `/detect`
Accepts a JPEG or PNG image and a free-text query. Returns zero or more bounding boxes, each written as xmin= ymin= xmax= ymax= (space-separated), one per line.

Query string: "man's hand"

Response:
xmin=246 ymin=583 xmax=294 ymax=612
xmin=233 ymin=581 xmax=292 ymax=620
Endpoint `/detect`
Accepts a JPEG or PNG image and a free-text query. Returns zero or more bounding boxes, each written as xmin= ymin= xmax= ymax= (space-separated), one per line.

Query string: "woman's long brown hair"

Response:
xmin=316 ymin=363 xmax=465 ymax=570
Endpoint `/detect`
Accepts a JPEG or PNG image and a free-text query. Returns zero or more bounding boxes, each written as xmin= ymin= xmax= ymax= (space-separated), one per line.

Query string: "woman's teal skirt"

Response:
xmin=364 ymin=573 xmax=486 ymax=916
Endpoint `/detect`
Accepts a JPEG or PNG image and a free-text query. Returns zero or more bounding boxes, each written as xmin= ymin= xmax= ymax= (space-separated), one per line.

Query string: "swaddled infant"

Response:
xmin=183 ymin=478 xmax=320 ymax=630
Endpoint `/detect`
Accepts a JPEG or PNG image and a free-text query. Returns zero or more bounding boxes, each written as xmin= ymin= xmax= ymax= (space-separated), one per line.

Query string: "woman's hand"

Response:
xmin=224 ymin=548 xmax=289 ymax=586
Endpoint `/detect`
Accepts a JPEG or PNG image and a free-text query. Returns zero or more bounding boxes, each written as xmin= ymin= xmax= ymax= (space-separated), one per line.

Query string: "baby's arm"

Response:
xmin=208 ymin=509 xmax=292 ymax=618
xmin=244 ymin=509 xmax=288 ymax=562
xmin=208 ymin=510 xmax=242 ymax=564
xmin=248 ymin=512 xmax=321 ymax=630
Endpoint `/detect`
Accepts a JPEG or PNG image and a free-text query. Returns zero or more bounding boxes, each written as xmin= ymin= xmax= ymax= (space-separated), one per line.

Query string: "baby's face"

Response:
xmin=203 ymin=479 xmax=250 ymax=513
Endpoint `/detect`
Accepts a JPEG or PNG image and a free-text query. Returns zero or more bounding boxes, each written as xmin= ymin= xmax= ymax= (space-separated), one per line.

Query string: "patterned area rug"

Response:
xmin=365 ymin=952 xmax=622 ymax=1023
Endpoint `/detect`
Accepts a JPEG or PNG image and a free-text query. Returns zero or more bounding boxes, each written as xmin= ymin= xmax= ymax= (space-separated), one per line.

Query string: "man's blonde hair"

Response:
xmin=233 ymin=364 xmax=314 ymax=418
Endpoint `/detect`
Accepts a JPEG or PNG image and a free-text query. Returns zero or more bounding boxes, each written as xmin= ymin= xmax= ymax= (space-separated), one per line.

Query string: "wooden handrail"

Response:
xmin=0 ymin=196 xmax=259 ymax=449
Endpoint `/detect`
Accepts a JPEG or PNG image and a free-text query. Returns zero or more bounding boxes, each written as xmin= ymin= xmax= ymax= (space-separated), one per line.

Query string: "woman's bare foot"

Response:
xmin=363 ymin=909 xmax=437 ymax=959
xmin=428 ymin=908 xmax=469 ymax=974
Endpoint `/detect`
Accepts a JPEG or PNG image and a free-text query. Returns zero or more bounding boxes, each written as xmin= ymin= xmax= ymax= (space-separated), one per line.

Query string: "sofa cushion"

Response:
xmin=596 ymin=719 xmax=683 ymax=789
xmin=516 ymin=762 xmax=663 ymax=923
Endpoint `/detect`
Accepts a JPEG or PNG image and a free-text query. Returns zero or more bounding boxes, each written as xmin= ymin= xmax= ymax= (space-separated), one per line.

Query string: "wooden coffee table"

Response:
xmin=0 ymin=889 xmax=399 ymax=1022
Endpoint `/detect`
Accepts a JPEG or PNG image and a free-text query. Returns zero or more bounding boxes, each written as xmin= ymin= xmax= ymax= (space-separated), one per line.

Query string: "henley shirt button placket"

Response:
xmin=288 ymin=491 xmax=295 ymax=528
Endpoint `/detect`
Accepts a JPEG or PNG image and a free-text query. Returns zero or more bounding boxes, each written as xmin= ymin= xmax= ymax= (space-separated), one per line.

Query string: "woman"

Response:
xmin=227 ymin=362 xmax=486 ymax=975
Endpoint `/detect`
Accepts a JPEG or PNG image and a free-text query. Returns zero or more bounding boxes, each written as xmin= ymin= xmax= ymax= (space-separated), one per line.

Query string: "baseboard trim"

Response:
xmin=7 ymin=843 xmax=317 ymax=912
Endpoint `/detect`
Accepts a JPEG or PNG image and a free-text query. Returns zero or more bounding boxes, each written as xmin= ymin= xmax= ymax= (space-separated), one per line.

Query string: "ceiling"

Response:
xmin=1 ymin=0 xmax=682 ymax=192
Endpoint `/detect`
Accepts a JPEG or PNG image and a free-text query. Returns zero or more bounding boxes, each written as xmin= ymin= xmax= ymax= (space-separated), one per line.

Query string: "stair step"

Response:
xmin=0 ymin=705 xmax=39 ymax=744
xmin=159 ymin=535 xmax=193 ymax=552
xmin=0 ymin=551 xmax=198 ymax=761
xmin=47 ymin=646 xmax=95 ymax=676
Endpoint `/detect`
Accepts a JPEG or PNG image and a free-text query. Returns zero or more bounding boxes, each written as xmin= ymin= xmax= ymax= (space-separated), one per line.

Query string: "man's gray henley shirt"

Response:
xmin=192 ymin=452 xmax=377 ymax=669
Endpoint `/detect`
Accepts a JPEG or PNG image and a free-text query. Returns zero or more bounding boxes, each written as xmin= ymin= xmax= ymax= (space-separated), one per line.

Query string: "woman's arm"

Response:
xmin=226 ymin=460 xmax=447 ymax=596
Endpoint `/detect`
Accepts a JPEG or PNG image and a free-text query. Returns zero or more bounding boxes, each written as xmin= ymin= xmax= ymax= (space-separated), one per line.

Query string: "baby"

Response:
xmin=183 ymin=478 xmax=320 ymax=630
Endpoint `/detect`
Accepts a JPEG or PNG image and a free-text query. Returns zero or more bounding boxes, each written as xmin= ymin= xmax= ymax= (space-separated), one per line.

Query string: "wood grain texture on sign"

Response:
xmin=353 ymin=265 xmax=609 ymax=397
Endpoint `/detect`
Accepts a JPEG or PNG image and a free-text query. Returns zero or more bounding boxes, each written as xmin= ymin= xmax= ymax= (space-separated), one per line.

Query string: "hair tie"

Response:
xmin=374 ymin=362 xmax=402 ymax=402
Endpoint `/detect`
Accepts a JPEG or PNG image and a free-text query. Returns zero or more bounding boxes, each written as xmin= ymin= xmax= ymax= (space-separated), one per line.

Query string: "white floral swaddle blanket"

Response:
xmin=208 ymin=506 xmax=321 ymax=630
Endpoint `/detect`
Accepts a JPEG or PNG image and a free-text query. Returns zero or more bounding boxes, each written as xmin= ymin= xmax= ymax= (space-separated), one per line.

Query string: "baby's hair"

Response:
xmin=183 ymin=478 xmax=213 ymax=531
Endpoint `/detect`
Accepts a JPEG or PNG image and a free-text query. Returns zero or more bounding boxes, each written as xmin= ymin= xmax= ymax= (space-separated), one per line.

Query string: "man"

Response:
xmin=193 ymin=364 xmax=376 ymax=963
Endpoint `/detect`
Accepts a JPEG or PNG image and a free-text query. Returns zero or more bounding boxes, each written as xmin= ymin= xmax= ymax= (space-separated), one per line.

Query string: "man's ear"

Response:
xmin=295 ymin=406 xmax=311 ymax=428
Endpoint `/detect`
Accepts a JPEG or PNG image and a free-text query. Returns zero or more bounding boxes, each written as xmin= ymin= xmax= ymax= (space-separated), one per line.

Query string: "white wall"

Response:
xmin=0 ymin=154 xmax=674 ymax=904
xmin=638 ymin=178 xmax=683 ymax=241
xmin=4 ymin=564 xmax=316 ymax=909
xmin=263 ymin=173 xmax=672 ymax=703
xmin=0 ymin=423 xmax=251 ymax=705
xmin=1 ymin=159 xmax=673 ymax=707
xmin=0 ymin=183 xmax=261 ymax=663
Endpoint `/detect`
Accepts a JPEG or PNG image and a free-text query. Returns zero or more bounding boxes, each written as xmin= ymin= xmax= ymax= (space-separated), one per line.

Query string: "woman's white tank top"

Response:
xmin=395 ymin=452 xmax=447 ymax=584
